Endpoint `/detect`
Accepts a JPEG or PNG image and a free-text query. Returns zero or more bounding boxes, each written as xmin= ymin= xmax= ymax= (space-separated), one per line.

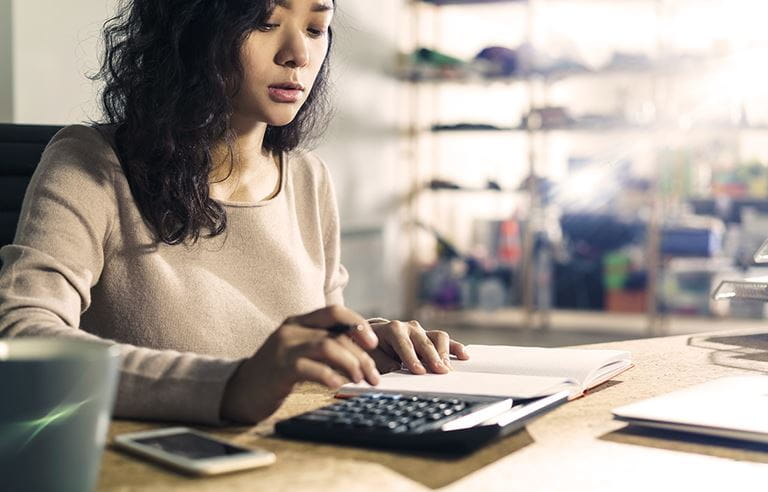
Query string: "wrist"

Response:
xmin=219 ymin=357 xmax=293 ymax=425
xmin=220 ymin=359 xmax=250 ymax=423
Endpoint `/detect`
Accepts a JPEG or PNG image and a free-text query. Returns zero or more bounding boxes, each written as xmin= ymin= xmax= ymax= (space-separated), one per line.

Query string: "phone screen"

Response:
xmin=134 ymin=432 xmax=251 ymax=460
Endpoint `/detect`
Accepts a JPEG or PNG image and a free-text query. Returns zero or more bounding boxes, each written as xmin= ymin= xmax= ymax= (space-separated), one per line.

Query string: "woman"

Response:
xmin=0 ymin=0 xmax=469 ymax=425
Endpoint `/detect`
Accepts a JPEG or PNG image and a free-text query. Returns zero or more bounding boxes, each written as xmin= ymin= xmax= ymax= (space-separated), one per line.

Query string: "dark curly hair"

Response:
xmin=95 ymin=0 xmax=334 ymax=244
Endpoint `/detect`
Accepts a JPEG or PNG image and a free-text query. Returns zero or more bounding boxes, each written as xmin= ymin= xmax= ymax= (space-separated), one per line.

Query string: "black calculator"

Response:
xmin=275 ymin=390 xmax=569 ymax=452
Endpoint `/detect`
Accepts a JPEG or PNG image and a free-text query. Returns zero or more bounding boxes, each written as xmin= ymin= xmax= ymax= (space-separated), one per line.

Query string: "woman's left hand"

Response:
xmin=366 ymin=319 xmax=470 ymax=374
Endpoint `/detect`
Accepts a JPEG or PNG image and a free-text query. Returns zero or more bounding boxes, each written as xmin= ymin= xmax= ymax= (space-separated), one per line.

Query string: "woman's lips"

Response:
xmin=268 ymin=87 xmax=303 ymax=103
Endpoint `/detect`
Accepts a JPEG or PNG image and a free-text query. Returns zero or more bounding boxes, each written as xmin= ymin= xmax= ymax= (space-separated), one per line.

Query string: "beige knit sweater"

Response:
xmin=0 ymin=125 xmax=349 ymax=424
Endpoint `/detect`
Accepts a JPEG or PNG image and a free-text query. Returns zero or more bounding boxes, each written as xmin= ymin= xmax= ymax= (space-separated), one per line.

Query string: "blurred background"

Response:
xmin=3 ymin=0 xmax=768 ymax=346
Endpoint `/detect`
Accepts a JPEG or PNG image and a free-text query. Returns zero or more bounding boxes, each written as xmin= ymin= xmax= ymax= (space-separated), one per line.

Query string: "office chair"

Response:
xmin=0 ymin=124 xmax=63 ymax=252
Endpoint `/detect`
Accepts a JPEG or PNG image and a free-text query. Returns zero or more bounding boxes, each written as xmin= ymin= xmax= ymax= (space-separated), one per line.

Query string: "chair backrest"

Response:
xmin=0 ymin=124 xmax=63 ymax=250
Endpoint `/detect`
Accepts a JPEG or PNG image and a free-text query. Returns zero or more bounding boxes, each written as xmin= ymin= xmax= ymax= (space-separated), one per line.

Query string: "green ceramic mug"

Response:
xmin=0 ymin=338 xmax=121 ymax=492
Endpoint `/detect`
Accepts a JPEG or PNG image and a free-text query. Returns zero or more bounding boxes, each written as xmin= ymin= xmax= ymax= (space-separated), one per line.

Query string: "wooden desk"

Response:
xmin=97 ymin=329 xmax=768 ymax=491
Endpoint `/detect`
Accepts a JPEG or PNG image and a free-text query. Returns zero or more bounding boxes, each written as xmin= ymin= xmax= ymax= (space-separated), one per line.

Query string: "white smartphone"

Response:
xmin=113 ymin=427 xmax=276 ymax=475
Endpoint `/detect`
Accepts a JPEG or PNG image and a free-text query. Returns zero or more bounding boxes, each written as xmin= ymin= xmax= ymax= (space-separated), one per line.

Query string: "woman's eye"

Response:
xmin=258 ymin=23 xmax=278 ymax=32
xmin=307 ymin=27 xmax=328 ymax=38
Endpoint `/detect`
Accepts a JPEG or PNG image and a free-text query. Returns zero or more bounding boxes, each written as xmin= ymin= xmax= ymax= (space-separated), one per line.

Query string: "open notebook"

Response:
xmin=339 ymin=345 xmax=633 ymax=400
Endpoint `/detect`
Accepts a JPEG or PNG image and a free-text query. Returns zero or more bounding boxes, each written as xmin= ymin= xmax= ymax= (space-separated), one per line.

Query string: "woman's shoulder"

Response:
xmin=48 ymin=123 xmax=110 ymax=147
xmin=286 ymin=150 xmax=332 ymax=186
xmin=41 ymin=124 xmax=122 ymax=179
xmin=47 ymin=124 xmax=118 ymax=159
xmin=31 ymin=124 xmax=123 ymax=199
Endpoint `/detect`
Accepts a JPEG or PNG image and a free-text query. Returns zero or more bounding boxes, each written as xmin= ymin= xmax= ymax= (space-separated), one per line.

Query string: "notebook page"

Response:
xmin=339 ymin=371 xmax=580 ymax=399
xmin=583 ymin=359 xmax=634 ymax=390
xmin=451 ymin=345 xmax=632 ymax=387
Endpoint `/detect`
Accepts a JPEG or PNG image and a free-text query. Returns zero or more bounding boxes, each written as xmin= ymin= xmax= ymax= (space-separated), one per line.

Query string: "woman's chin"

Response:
xmin=265 ymin=111 xmax=300 ymax=127
xmin=232 ymin=109 xmax=299 ymax=128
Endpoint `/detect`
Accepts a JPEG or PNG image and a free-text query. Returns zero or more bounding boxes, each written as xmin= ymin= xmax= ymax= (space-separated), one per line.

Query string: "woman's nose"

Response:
xmin=275 ymin=28 xmax=310 ymax=68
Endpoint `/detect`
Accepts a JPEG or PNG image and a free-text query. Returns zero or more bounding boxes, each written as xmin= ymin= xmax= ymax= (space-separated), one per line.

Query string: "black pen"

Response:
xmin=325 ymin=323 xmax=358 ymax=335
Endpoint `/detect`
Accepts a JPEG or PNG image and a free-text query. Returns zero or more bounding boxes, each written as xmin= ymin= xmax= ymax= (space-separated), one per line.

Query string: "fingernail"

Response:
xmin=414 ymin=362 xmax=425 ymax=372
xmin=442 ymin=357 xmax=452 ymax=369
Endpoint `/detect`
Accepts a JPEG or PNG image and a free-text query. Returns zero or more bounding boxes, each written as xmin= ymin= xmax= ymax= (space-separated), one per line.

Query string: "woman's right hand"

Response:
xmin=220 ymin=305 xmax=381 ymax=424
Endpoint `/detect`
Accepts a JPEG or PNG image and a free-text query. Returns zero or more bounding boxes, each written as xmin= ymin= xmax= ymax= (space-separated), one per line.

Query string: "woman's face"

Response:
xmin=232 ymin=0 xmax=334 ymax=127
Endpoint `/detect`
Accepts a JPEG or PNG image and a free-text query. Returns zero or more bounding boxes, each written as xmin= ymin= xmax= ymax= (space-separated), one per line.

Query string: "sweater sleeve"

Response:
xmin=0 ymin=126 xmax=241 ymax=425
xmin=315 ymin=156 xmax=349 ymax=307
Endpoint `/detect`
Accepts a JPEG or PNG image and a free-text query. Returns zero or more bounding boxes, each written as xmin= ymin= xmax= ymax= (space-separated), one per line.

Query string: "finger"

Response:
xmin=384 ymin=321 xmax=427 ymax=374
xmin=307 ymin=337 xmax=365 ymax=384
xmin=410 ymin=324 xmax=450 ymax=374
xmin=449 ymin=340 xmax=470 ymax=360
xmin=337 ymin=335 xmax=381 ymax=385
xmin=368 ymin=349 xmax=402 ymax=374
xmin=288 ymin=305 xmax=378 ymax=350
xmin=294 ymin=357 xmax=347 ymax=389
xmin=426 ymin=330 xmax=452 ymax=367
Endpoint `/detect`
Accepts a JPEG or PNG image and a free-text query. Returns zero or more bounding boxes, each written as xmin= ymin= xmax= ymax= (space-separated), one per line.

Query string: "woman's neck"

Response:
xmin=209 ymin=121 xmax=282 ymax=203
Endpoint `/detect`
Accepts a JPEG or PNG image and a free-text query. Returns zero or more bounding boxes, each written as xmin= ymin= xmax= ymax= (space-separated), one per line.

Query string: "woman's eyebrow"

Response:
xmin=275 ymin=0 xmax=335 ymax=12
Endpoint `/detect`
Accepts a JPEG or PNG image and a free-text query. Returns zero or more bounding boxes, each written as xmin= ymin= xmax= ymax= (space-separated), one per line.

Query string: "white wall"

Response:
xmin=0 ymin=0 xmax=13 ymax=121
xmin=316 ymin=1 xmax=409 ymax=319
xmin=9 ymin=0 xmax=116 ymax=124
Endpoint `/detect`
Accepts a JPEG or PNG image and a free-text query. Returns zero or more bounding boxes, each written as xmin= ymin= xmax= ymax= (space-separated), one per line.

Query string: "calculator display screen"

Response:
xmin=135 ymin=432 xmax=250 ymax=459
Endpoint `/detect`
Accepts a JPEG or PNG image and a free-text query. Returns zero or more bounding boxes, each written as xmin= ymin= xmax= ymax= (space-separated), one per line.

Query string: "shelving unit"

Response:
xmin=401 ymin=0 xmax=768 ymax=333
xmin=403 ymin=0 xmax=541 ymax=327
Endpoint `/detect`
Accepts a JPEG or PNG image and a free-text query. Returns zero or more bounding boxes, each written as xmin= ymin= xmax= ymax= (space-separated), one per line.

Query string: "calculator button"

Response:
xmin=407 ymin=418 xmax=427 ymax=429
